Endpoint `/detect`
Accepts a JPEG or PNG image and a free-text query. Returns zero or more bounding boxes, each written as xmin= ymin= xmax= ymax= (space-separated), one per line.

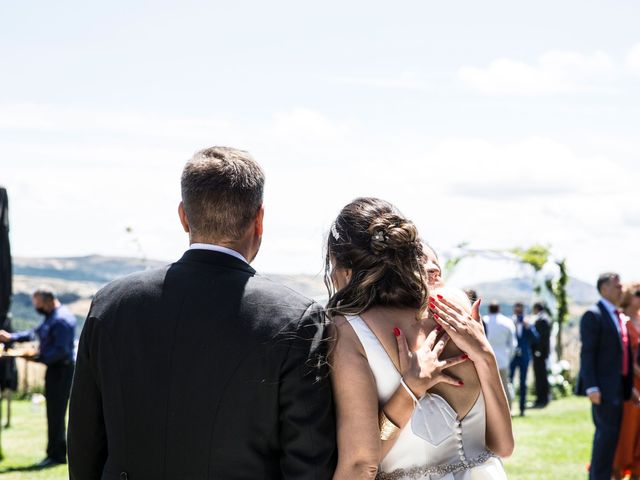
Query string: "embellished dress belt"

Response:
xmin=376 ymin=451 xmax=496 ymax=480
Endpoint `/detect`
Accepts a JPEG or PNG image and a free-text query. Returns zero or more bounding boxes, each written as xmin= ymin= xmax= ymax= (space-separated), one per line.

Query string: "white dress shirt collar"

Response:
xmin=600 ymin=297 xmax=619 ymax=315
xmin=189 ymin=243 xmax=248 ymax=264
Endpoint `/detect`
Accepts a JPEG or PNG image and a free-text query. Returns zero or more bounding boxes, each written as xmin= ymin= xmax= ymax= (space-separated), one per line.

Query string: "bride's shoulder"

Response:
xmin=330 ymin=313 xmax=357 ymax=329
xmin=327 ymin=314 xmax=367 ymax=355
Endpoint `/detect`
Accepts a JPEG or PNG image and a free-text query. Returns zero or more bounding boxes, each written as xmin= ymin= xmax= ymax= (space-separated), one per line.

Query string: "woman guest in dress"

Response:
xmin=613 ymin=281 xmax=640 ymax=480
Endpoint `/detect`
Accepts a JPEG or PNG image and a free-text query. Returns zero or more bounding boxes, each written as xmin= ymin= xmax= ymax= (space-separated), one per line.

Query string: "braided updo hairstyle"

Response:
xmin=324 ymin=197 xmax=429 ymax=316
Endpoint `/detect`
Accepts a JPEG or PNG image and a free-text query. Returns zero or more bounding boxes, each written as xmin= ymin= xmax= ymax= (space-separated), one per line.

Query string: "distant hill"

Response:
xmin=13 ymin=255 xmax=168 ymax=283
xmin=464 ymin=276 xmax=598 ymax=306
xmin=8 ymin=255 xmax=598 ymax=332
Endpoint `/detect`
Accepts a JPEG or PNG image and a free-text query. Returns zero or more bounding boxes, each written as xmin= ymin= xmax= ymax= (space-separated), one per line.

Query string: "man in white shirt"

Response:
xmin=483 ymin=301 xmax=517 ymax=410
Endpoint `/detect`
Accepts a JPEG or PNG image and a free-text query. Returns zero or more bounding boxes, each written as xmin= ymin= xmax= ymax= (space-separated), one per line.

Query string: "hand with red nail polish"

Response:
xmin=428 ymin=292 xmax=493 ymax=364
xmin=393 ymin=323 xmax=472 ymax=398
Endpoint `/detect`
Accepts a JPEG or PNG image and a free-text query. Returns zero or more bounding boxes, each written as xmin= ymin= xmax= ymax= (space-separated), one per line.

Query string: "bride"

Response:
xmin=326 ymin=197 xmax=513 ymax=479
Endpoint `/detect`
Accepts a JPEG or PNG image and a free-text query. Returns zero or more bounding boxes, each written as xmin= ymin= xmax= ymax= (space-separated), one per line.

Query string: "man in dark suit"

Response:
xmin=577 ymin=272 xmax=633 ymax=480
xmin=531 ymin=302 xmax=551 ymax=407
xmin=509 ymin=302 xmax=538 ymax=416
xmin=68 ymin=147 xmax=337 ymax=480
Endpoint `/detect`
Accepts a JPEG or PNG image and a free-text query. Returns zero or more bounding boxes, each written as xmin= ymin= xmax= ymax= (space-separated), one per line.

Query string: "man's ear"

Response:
xmin=254 ymin=205 xmax=264 ymax=237
xmin=178 ymin=201 xmax=190 ymax=233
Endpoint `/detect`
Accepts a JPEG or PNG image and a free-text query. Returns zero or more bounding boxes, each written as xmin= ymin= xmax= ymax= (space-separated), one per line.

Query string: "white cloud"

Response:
xmin=457 ymin=50 xmax=617 ymax=95
xmin=0 ymin=104 xmax=230 ymax=141
xmin=1 ymin=103 xmax=639 ymax=284
xmin=626 ymin=43 xmax=640 ymax=74
xmin=331 ymin=71 xmax=430 ymax=91
xmin=431 ymin=136 xmax=623 ymax=198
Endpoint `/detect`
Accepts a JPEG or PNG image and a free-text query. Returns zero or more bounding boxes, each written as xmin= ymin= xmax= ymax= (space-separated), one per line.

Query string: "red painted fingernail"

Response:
xmin=458 ymin=380 xmax=464 ymax=386
xmin=437 ymin=294 xmax=443 ymax=300
xmin=393 ymin=327 xmax=401 ymax=337
xmin=461 ymin=353 xmax=469 ymax=360
xmin=429 ymin=303 xmax=436 ymax=310
xmin=433 ymin=312 xmax=439 ymax=319
xmin=428 ymin=296 xmax=435 ymax=302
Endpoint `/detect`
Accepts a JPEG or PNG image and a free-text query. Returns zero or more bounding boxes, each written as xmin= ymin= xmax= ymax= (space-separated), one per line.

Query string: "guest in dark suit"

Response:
xmin=577 ymin=272 xmax=633 ymax=480
xmin=509 ymin=302 xmax=539 ymax=416
xmin=531 ymin=302 xmax=551 ymax=407
xmin=68 ymin=147 xmax=337 ymax=480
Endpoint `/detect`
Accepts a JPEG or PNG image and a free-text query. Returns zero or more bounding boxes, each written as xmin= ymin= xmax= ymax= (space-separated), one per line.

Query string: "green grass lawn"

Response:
xmin=0 ymin=399 xmax=67 ymax=479
xmin=0 ymin=395 xmax=595 ymax=479
xmin=504 ymin=395 xmax=594 ymax=479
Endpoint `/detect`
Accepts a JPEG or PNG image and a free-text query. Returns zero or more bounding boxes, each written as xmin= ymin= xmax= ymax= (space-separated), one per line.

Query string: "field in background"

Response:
xmin=504 ymin=395 xmax=593 ymax=479
xmin=0 ymin=395 xmax=595 ymax=479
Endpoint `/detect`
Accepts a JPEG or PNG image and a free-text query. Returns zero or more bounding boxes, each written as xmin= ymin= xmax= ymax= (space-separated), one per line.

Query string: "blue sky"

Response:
xmin=1 ymin=0 xmax=639 ymax=286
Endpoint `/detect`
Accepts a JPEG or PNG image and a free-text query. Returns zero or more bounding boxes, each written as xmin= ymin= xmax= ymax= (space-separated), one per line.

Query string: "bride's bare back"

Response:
xmin=359 ymin=296 xmax=481 ymax=421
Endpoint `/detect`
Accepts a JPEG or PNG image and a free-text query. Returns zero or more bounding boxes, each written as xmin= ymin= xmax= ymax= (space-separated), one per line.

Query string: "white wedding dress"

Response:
xmin=346 ymin=315 xmax=508 ymax=480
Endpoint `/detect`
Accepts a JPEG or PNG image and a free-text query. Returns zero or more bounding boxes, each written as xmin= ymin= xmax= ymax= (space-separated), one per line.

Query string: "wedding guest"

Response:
xmin=613 ymin=281 xmax=640 ymax=480
xmin=68 ymin=147 xmax=336 ymax=480
xmin=484 ymin=301 xmax=517 ymax=410
xmin=531 ymin=302 xmax=551 ymax=407
xmin=577 ymin=273 xmax=633 ymax=480
xmin=509 ymin=302 xmax=539 ymax=416
xmin=0 ymin=289 xmax=76 ymax=468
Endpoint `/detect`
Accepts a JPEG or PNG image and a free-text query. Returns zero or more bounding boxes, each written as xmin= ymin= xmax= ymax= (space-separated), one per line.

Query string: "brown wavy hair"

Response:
xmin=324 ymin=197 xmax=429 ymax=316
xmin=620 ymin=281 xmax=640 ymax=310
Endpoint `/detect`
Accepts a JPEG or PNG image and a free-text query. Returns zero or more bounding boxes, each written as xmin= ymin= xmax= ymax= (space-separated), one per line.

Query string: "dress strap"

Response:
xmin=345 ymin=315 xmax=400 ymax=371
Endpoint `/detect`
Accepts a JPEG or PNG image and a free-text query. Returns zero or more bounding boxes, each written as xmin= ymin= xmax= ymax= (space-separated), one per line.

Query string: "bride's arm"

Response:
xmin=431 ymin=297 xmax=515 ymax=458
xmin=470 ymin=351 xmax=514 ymax=457
xmin=329 ymin=316 xmax=382 ymax=480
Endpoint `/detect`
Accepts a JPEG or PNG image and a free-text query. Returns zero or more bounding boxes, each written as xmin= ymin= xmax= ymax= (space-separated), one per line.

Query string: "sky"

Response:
xmin=1 ymin=0 xmax=639 ymax=286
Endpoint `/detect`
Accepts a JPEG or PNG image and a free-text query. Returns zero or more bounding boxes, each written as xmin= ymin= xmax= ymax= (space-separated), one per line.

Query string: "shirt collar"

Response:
xmin=600 ymin=297 xmax=619 ymax=315
xmin=189 ymin=243 xmax=248 ymax=264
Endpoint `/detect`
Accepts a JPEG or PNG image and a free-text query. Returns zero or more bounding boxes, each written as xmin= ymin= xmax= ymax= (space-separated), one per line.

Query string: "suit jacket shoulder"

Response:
xmin=88 ymin=266 xmax=170 ymax=320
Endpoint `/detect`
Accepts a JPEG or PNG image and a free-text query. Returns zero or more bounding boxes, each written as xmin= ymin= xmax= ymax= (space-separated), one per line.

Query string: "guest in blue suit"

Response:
xmin=509 ymin=302 xmax=539 ymax=416
xmin=577 ymin=273 xmax=633 ymax=480
xmin=0 ymin=289 xmax=76 ymax=468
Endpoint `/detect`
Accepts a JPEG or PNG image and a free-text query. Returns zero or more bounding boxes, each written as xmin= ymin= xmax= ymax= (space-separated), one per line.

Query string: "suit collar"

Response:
xmin=597 ymin=299 xmax=618 ymax=322
xmin=177 ymin=249 xmax=256 ymax=275
xmin=597 ymin=300 xmax=623 ymax=348
xmin=596 ymin=300 xmax=613 ymax=320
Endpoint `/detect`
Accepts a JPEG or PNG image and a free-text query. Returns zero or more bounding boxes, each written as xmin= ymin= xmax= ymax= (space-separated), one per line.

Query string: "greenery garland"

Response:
xmin=446 ymin=243 xmax=570 ymax=359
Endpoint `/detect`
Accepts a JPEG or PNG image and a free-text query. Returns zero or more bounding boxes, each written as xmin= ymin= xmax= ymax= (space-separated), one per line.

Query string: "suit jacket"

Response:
xmin=576 ymin=301 xmax=633 ymax=404
xmin=68 ymin=249 xmax=337 ymax=480
xmin=532 ymin=314 xmax=551 ymax=359
xmin=512 ymin=317 xmax=539 ymax=364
